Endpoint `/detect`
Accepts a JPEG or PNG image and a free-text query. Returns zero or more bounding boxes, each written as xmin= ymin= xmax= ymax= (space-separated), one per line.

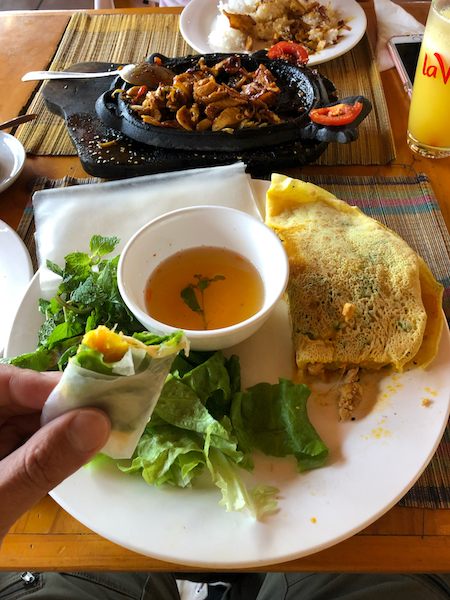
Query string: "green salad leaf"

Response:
xmin=116 ymin=350 xmax=329 ymax=519
xmin=231 ymin=379 xmax=329 ymax=472
xmin=118 ymin=351 xmax=277 ymax=519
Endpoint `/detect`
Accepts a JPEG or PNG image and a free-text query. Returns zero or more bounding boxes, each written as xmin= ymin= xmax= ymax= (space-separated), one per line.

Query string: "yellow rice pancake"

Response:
xmin=265 ymin=174 xmax=444 ymax=381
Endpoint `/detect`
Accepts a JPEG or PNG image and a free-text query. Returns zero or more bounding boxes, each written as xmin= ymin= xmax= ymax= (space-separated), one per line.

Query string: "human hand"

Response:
xmin=0 ymin=364 xmax=110 ymax=545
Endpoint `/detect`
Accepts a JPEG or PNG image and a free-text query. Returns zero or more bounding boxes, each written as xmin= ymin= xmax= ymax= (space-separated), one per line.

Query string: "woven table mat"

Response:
xmin=16 ymin=171 xmax=450 ymax=508
xmin=16 ymin=12 xmax=394 ymax=166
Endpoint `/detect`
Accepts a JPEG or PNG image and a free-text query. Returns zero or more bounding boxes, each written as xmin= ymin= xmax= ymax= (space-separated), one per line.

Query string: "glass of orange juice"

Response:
xmin=407 ymin=0 xmax=450 ymax=159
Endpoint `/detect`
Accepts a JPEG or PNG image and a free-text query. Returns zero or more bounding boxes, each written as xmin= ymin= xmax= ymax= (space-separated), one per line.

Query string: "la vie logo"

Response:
xmin=422 ymin=52 xmax=450 ymax=84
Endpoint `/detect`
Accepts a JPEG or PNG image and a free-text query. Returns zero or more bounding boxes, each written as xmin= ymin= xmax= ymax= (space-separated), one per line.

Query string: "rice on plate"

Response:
xmin=208 ymin=0 xmax=353 ymax=54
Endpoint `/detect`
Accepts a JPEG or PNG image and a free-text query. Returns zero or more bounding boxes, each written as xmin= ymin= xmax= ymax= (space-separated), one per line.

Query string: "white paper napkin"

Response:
xmin=374 ymin=0 xmax=426 ymax=72
xmin=33 ymin=163 xmax=260 ymax=291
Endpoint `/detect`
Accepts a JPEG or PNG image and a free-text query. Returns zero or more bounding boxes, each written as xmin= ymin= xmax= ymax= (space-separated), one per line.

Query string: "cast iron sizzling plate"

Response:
xmin=95 ymin=51 xmax=372 ymax=153
xmin=40 ymin=59 xmax=369 ymax=178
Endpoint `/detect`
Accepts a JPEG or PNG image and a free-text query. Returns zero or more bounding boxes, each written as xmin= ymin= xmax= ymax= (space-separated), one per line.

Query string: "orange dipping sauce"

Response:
xmin=144 ymin=246 xmax=265 ymax=331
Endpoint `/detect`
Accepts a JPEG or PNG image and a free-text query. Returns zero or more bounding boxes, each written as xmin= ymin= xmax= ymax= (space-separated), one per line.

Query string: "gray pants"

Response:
xmin=0 ymin=572 xmax=178 ymax=600
xmin=2 ymin=572 xmax=450 ymax=600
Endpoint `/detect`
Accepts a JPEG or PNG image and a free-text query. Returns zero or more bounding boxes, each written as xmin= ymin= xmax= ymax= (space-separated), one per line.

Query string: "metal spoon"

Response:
xmin=21 ymin=62 xmax=174 ymax=88
xmin=0 ymin=114 xmax=38 ymax=130
xmin=22 ymin=64 xmax=136 ymax=82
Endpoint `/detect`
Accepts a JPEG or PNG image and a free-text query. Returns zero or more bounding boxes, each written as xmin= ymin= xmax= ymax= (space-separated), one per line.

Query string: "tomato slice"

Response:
xmin=309 ymin=102 xmax=363 ymax=126
xmin=267 ymin=42 xmax=309 ymax=65
xmin=131 ymin=85 xmax=148 ymax=105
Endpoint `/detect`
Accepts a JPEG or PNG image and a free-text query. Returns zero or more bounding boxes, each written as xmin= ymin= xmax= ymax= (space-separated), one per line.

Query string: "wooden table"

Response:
xmin=1 ymin=2 xmax=450 ymax=574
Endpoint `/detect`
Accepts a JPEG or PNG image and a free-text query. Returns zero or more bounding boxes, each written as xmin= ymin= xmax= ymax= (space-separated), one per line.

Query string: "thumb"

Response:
xmin=0 ymin=408 xmax=110 ymax=540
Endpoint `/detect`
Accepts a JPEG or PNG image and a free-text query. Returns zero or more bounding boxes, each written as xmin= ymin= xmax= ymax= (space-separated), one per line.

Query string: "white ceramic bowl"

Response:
xmin=0 ymin=132 xmax=25 ymax=194
xmin=118 ymin=205 xmax=289 ymax=351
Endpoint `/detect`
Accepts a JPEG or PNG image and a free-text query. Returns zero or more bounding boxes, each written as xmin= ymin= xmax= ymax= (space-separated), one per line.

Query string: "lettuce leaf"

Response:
xmin=231 ymin=378 xmax=329 ymax=472
xmin=206 ymin=443 xmax=278 ymax=520
xmin=118 ymin=352 xmax=278 ymax=518
xmin=119 ymin=424 xmax=206 ymax=487
xmin=117 ymin=351 xmax=328 ymax=519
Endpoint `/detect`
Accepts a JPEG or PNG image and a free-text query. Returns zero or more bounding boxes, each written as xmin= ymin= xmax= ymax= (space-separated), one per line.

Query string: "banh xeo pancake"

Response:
xmin=265 ymin=174 xmax=444 ymax=420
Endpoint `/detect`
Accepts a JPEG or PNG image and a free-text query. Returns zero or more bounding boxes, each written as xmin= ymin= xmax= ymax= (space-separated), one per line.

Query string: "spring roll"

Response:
xmin=41 ymin=325 xmax=189 ymax=459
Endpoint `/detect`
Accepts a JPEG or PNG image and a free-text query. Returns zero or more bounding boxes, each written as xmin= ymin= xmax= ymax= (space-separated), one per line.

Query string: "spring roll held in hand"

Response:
xmin=41 ymin=326 xmax=189 ymax=459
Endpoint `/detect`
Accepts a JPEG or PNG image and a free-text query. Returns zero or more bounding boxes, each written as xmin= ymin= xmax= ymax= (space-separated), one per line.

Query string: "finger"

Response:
xmin=0 ymin=413 xmax=42 ymax=459
xmin=0 ymin=365 xmax=61 ymax=411
xmin=0 ymin=408 xmax=110 ymax=541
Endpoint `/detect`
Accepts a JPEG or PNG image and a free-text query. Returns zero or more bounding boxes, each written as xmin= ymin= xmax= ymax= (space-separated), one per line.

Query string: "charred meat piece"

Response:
xmin=123 ymin=57 xmax=292 ymax=132
xmin=205 ymin=96 xmax=247 ymax=120
xmin=176 ymin=104 xmax=201 ymax=130
xmin=241 ymin=64 xmax=281 ymax=106
xmin=193 ymin=77 xmax=230 ymax=105
xmin=212 ymin=106 xmax=247 ymax=130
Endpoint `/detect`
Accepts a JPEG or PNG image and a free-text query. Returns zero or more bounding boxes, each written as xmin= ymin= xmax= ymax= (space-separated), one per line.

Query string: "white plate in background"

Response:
xmin=180 ymin=0 xmax=367 ymax=66
xmin=0 ymin=132 xmax=26 ymax=194
xmin=0 ymin=221 xmax=33 ymax=356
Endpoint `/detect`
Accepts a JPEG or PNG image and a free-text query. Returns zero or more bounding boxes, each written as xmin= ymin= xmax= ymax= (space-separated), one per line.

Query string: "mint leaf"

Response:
xmin=180 ymin=274 xmax=225 ymax=329
xmin=64 ymin=251 xmax=92 ymax=273
xmin=46 ymin=259 xmax=63 ymax=277
xmin=71 ymin=275 xmax=108 ymax=307
xmin=97 ymin=256 xmax=120 ymax=296
xmin=225 ymin=354 xmax=241 ymax=396
xmin=85 ymin=307 xmax=101 ymax=333
xmin=180 ymin=286 xmax=201 ymax=312
xmin=38 ymin=313 xmax=64 ymax=347
xmin=46 ymin=319 xmax=84 ymax=350
xmin=38 ymin=298 xmax=51 ymax=316
xmin=90 ymin=235 xmax=120 ymax=258
xmin=197 ymin=279 xmax=209 ymax=291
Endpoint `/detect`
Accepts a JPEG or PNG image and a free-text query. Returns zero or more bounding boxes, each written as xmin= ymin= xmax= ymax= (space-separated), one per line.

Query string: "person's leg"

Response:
xmin=0 ymin=571 xmax=180 ymax=600
xmin=256 ymin=573 xmax=450 ymax=600
xmin=174 ymin=573 xmax=266 ymax=600
xmin=220 ymin=574 xmax=266 ymax=600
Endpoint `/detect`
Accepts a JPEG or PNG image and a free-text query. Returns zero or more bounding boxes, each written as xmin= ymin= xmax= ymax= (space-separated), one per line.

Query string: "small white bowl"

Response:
xmin=118 ymin=205 xmax=289 ymax=351
xmin=0 ymin=132 xmax=25 ymax=194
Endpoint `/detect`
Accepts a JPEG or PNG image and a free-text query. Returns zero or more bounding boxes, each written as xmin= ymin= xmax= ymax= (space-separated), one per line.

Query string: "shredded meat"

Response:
xmin=307 ymin=362 xmax=324 ymax=376
xmin=241 ymin=64 xmax=280 ymax=106
xmin=176 ymin=104 xmax=201 ymax=131
xmin=220 ymin=0 xmax=353 ymax=56
xmin=338 ymin=368 xmax=362 ymax=420
xmin=123 ymin=56 xmax=285 ymax=132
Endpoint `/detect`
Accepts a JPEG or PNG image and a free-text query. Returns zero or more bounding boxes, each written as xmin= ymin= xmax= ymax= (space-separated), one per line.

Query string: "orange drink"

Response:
xmin=407 ymin=0 xmax=450 ymax=158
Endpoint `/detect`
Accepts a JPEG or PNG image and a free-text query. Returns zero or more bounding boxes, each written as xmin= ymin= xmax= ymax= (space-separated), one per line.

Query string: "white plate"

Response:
xmin=0 ymin=132 xmax=26 ymax=194
xmin=5 ymin=199 xmax=450 ymax=569
xmin=180 ymin=0 xmax=367 ymax=66
xmin=0 ymin=220 xmax=33 ymax=356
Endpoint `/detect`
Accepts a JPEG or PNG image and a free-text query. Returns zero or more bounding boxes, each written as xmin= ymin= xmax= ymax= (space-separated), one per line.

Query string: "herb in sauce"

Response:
xmin=181 ymin=274 xmax=226 ymax=330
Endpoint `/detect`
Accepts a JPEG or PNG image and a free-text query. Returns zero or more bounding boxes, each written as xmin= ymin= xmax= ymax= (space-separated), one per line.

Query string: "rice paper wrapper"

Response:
xmin=41 ymin=347 xmax=175 ymax=459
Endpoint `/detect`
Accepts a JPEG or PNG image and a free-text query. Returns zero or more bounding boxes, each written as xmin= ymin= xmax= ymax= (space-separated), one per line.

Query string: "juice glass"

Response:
xmin=407 ymin=0 xmax=450 ymax=159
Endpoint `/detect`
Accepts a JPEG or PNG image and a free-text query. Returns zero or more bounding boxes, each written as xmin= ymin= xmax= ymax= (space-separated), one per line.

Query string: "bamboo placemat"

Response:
xmin=16 ymin=171 xmax=450 ymax=508
xmin=16 ymin=12 xmax=395 ymax=166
